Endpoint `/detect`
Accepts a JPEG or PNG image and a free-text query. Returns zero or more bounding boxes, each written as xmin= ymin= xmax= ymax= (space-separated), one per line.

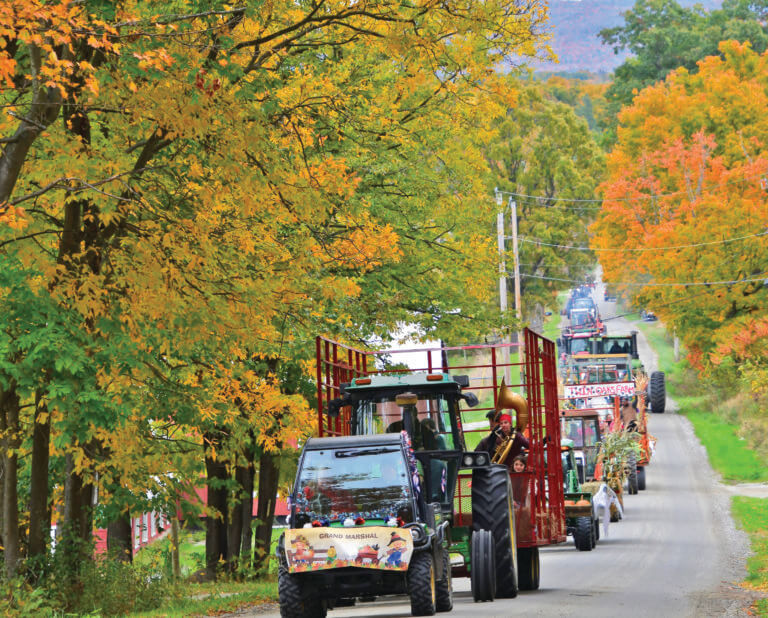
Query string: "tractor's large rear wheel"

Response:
xmin=648 ymin=371 xmax=666 ymax=413
xmin=278 ymin=566 xmax=327 ymax=618
xmin=573 ymin=517 xmax=593 ymax=551
xmin=408 ymin=552 xmax=437 ymax=616
xmin=472 ymin=465 xmax=518 ymax=598
xmin=627 ymin=452 xmax=638 ymax=495
xmin=470 ymin=529 xmax=495 ymax=602
xmin=638 ymin=466 xmax=646 ymax=490
xmin=517 ymin=547 xmax=540 ymax=590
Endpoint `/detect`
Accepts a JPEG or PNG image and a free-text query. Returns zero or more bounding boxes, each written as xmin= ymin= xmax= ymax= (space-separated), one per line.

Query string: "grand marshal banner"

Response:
xmin=284 ymin=526 xmax=414 ymax=573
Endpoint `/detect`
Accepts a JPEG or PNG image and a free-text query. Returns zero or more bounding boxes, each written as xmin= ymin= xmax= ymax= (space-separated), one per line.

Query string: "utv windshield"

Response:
xmin=351 ymin=393 xmax=458 ymax=451
xmin=293 ymin=447 xmax=414 ymax=523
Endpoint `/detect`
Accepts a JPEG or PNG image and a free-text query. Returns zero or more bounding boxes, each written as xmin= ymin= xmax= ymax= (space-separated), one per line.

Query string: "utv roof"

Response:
xmin=571 ymin=354 xmax=629 ymax=360
xmin=344 ymin=373 xmax=465 ymax=392
xmin=304 ymin=433 xmax=404 ymax=451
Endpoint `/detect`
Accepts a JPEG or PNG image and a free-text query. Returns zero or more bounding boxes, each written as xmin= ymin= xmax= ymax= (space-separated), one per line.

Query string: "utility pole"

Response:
xmin=509 ymin=198 xmax=523 ymax=361
xmin=496 ymin=202 xmax=511 ymax=384
xmin=495 ymin=189 xmax=523 ymax=385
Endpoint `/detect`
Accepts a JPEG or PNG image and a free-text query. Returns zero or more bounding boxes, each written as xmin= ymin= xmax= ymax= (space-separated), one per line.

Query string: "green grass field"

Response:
xmin=731 ymin=497 xmax=768 ymax=615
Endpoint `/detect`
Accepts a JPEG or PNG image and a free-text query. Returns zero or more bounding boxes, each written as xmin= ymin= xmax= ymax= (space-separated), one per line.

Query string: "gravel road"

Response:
xmin=231 ymin=287 xmax=766 ymax=618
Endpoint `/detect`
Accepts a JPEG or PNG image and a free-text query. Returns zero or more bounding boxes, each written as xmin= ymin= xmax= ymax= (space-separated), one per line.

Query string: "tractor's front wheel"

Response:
xmin=593 ymin=516 xmax=600 ymax=543
xmin=435 ymin=546 xmax=453 ymax=612
xmin=517 ymin=547 xmax=540 ymax=590
xmin=573 ymin=517 xmax=593 ymax=551
xmin=638 ymin=466 xmax=646 ymax=490
xmin=472 ymin=465 xmax=518 ymax=598
xmin=471 ymin=529 xmax=495 ymax=602
xmin=408 ymin=552 xmax=437 ymax=616
xmin=278 ymin=566 xmax=327 ymax=618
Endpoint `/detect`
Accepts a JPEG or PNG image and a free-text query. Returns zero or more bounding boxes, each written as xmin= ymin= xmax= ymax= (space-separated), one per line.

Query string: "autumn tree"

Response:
xmin=598 ymin=0 xmax=768 ymax=144
xmin=592 ymin=41 xmax=768 ymax=377
xmin=0 ymin=0 xmax=553 ymax=593
xmin=487 ymin=80 xmax=606 ymax=320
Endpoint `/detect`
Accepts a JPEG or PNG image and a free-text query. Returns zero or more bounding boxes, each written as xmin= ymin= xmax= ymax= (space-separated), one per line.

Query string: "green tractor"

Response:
xmin=561 ymin=439 xmax=599 ymax=551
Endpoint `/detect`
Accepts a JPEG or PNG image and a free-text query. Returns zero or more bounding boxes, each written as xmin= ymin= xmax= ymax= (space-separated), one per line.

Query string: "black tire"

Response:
xmin=649 ymin=371 xmax=666 ymax=413
xmin=334 ymin=598 xmax=356 ymax=607
xmin=638 ymin=466 xmax=646 ymax=491
xmin=573 ymin=517 xmax=593 ymax=551
xmin=278 ymin=566 xmax=327 ymax=618
xmin=408 ymin=551 xmax=437 ymax=616
xmin=435 ymin=547 xmax=453 ymax=612
xmin=627 ymin=451 xmax=638 ymax=495
xmin=471 ymin=465 xmax=518 ymax=598
xmin=517 ymin=547 xmax=540 ymax=590
xmin=593 ymin=516 xmax=600 ymax=543
xmin=471 ymin=529 xmax=495 ymax=602
xmin=590 ymin=517 xmax=596 ymax=549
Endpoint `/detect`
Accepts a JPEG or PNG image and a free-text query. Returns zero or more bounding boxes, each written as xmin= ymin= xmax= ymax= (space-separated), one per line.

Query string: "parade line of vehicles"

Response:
xmin=276 ymin=286 xmax=662 ymax=616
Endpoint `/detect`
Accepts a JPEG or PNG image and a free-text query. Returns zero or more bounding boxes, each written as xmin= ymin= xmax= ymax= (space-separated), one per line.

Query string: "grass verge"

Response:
xmin=631 ymin=318 xmax=768 ymax=482
xmin=731 ymin=497 xmax=768 ymax=615
xmin=133 ymin=578 xmax=277 ymax=617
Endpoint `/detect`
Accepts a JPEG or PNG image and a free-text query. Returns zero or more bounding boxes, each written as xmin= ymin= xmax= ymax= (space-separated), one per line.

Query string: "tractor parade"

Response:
xmin=276 ymin=282 xmax=665 ymax=616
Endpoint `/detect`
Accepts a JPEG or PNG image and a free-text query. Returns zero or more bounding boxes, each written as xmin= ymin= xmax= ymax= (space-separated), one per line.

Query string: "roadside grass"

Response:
xmin=731 ymin=497 xmax=768 ymax=615
xmin=685 ymin=411 xmax=768 ymax=482
xmin=631 ymin=318 xmax=768 ymax=482
xmin=132 ymin=578 xmax=277 ymax=617
xmin=130 ymin=526 xmax=282 ymax=616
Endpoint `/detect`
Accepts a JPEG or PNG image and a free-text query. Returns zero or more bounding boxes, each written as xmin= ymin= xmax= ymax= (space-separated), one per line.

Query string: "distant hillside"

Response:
xmin=533 ymin=0 xmax=722 ymax=74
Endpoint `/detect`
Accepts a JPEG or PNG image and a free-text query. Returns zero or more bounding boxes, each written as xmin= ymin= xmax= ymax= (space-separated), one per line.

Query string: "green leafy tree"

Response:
xmin=487 ymin=81 xmax=606 ymax=320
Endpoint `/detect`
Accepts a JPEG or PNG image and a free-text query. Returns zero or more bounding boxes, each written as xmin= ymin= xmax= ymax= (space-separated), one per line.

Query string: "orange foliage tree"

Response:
xmin=592 ymin=41 xmax=768 ymax=372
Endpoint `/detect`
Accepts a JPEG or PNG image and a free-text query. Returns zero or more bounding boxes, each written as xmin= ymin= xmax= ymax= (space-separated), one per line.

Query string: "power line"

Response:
xmin=599 ymin=288 xmax=715 ymax=322
xmin=524 ymin=273 xmax=768 ymax=287
xmin=518 ymin=229 xmax=768 ymax=252
xmin=494 ymin=167 xmax=768 ymax=203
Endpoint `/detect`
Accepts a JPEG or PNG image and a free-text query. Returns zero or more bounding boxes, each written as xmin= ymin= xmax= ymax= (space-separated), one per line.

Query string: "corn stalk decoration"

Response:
xmin=597 ymin=431 xmax=642 ymax=489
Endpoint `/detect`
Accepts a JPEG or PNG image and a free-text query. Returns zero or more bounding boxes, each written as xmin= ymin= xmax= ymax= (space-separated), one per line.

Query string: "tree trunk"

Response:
xmin=170 ymin=517 xmax=181 ymax=580
xmin=253 ymin=449 xmax=281 ymax=572
xmin=204 ymin=431 xmax=229 ymax=579
xmin=1 ymin=383 xmax=21 ymax=580
xmin=107 ymin=513 xmax=133 ymax=563
xmin=227 ymin=465 xmax=247 ymax=573
xmin=60 ymin=450 xmax=94 ymax=575
xmin=28 ymin=392 xmax=51 ymax=565
xmin=240 ymin=460 xmax=255 ymax=568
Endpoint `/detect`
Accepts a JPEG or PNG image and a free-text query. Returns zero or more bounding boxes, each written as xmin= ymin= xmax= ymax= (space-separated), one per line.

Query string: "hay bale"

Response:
xmin=580 ymin=481 xmax=601 ymax=495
